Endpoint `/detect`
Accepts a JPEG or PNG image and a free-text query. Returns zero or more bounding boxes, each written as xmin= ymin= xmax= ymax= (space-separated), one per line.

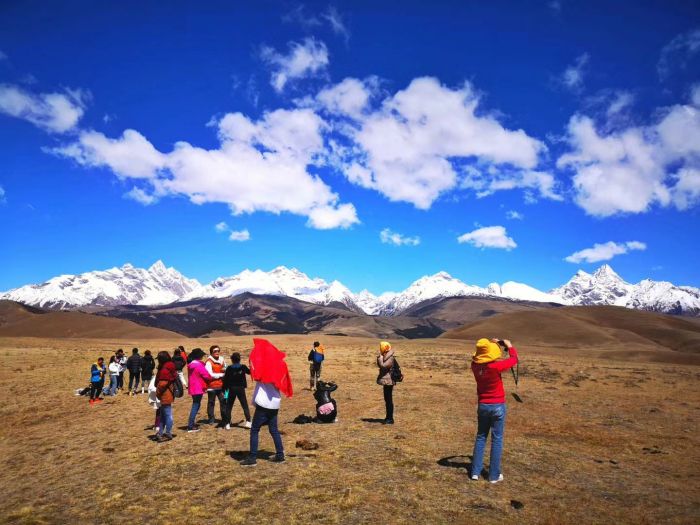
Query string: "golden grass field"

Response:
xmin=0 ymin=335 xmax=698 ymax=524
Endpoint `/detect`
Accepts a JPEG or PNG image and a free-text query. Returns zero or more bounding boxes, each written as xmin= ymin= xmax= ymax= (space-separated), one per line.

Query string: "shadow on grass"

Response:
xmin=437 ymin=455 xmax=472 ymax=471
xmin=229 ymin=450 xmax=275 ymax=461
xmin=361 ymin=418 xmax=386 ymax=424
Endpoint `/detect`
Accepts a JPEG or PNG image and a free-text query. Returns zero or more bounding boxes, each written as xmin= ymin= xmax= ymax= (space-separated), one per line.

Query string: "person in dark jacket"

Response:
xmin=314 ymin=380 xmax=338 ymax=423
xmin=126 ymin=348 xmax=143 ymax=395
xmin=222 ymin=352 xmax=252 ymax=430
xmin=155 ymin=351 xmax=177 ymax=442
xmin=140 ymin=350 xmax=156 ymax=394
xmin=173 ymin=348 xmax=188 ymax=388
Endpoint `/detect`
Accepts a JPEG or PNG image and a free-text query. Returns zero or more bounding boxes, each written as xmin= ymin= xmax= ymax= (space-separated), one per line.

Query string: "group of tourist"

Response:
xmin=87 ymin=337 xmax=519 ymax=480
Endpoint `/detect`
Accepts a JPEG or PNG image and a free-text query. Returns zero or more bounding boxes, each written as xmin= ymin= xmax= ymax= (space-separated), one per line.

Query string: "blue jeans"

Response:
xmin=249 ymin=405 xmax=284 ymax=458
xmin=188 ymin=394 xmax=203 ymax=429
xmin=108 ymin=374 xmax=118 ymax=396
xmin=159 ymin=405 xmax=173 ymax=436
xmin=471 ymin=403 xmax=506 ymax=481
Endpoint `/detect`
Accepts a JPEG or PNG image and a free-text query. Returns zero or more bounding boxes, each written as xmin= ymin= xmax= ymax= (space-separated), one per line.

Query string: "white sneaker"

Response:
xmin=154 ymin=426 xmax=160 ymax=434
xmin=489 ymin=474 xmax=504 ymax=484
xmin=225 ymin=424 xmax=231 ymax=430
xmin=470 ymin=475 xmax=479 ymax=481
xmin=244 ymin=421 xmax=252 ymax=429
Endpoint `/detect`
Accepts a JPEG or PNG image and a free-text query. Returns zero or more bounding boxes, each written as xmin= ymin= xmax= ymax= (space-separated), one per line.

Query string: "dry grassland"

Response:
xmin=0 ymin=335 xmax=698 ymax=524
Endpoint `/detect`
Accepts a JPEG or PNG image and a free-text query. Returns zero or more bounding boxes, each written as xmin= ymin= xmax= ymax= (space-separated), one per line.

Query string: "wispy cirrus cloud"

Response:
xmin=564 ymin=240 xmax=646 ymax=263
xmin=260 ymin=38 xmax=329 ymax=92
xmin=380 ymin=228 xmax=420 ymax=246
xmin=559 ymin=53 xmax=589 ymax=93
xmin=657 ymin=28 xmax=700 ymax=79
xmin=457 ymin=226 xmax=516 ymax=250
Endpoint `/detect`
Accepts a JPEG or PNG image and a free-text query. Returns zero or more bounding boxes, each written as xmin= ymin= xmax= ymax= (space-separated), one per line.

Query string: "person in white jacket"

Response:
xmin=205 ymin=345 xmax=227 ymax=426
xmin=107 ymin=356 xmax=120 ymax=396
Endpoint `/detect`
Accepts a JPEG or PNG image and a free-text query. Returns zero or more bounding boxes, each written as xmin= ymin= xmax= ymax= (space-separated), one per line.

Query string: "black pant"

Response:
xmin=225 ymin=387 xmax=251 ymax=423
xmin=128 ymin=370 xmax=141 ymax=391
xmin=117 ymin=371 xmax=124 ymax=389
xmin=90 ymin=381 xmax=101 ymax=400
xmin=383 ymin=385 xmax=394 ymax=420
xmin=207 ymin=389 xmax=226 ymax=421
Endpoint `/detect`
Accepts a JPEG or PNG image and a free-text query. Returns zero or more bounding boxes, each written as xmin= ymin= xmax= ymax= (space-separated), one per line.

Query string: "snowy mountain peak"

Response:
xmin=593 ymin=264 xmax=623 ymax=281
xmin=149 ymin=260 xmax=167 ymax=273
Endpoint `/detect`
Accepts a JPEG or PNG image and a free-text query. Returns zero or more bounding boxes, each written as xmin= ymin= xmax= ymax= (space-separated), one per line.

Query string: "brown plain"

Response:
xmin=1 ymin=330 xmax=699 ymax=524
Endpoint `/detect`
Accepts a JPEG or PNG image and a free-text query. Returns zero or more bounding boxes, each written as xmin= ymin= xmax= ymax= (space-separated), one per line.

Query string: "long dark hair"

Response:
xmin=156 ymin=351 xmax=171 ymax=370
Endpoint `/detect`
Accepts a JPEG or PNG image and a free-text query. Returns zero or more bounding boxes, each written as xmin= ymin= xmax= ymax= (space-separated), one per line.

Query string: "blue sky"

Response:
xmin=1 ymin=0 xmax=699 ymax=294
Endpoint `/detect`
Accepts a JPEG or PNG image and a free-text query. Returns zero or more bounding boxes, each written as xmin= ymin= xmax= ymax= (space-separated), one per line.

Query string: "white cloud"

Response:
xmin=457 ymin=226 xmax=517 ymax=250
xmin=0 ymin=185 xmax=5 ymax=204
xmin=332 ymin=77 xmax=547 ymax=209
xmin=0 ymin=84 xmax=88 ymax=133
xmin=658 ymin=29 xmax=700 ymax=79
xmin=260 ymin=38 xmax=329 ymax=92
xmin=215 ymin=221 xmax=229 ymax=232
xmin=461 ymin=166 xmax=562 ymax=201
xmin=316 ymin=77 xmax=378 ymax=118
xmin=229 ymin=229 xmax=250 ymax=242
xmin=560 ymin=53 xmax=589 ymax=92
xmin=51 ymin=108 xmax=359 ymax=229
xmin=282 ymin=5 xmax=350 ymax=42
xmin=52 ymin=129 xmax=166 ymax=179
xmin=672 ymin=168 xmax=700 ymax=209
xmin=124 ymin=187 xmax=157 ymax=205
xmin=606 ymin=91 xmax=634 ymax=117
xmin=506 ymin=210 xmax=524 ymax=220
xmin=379 ymin=228 xmax=420 ymax=246
xmin=0 ymin=51 xmax=7 ymax=61
xmin=557 ymin=90 xmax=700 ymax=216
xmin=564 ymin=240 xmax=647 ymax=263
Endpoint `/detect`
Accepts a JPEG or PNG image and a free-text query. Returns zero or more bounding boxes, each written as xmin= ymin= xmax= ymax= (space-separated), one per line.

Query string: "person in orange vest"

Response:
xmin=205 ymin=345 xmax=227 ymax=426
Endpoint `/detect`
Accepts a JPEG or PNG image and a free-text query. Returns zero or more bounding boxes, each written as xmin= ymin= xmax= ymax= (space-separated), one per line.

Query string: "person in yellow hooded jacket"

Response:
xmin=376 ymin=341 xmax=396 ymax=424
xmin=470 ymin=338 xmax=519 ymax=484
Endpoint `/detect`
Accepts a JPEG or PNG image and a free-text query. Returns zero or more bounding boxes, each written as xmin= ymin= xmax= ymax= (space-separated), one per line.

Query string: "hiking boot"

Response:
xmin=163 ymin=434 xmax=173 ymax=441
xmin=225 ymin=424 xmax=231 ymax=430
xmin=244 ymin=421 xmax=252 ymax=429
xmin=383 ymin=418 xmax=394 ymax=425
xmin=187 ymin=426 xmax=200 ymax=433
xmin=155 ymin=435 xmax=168 ymax=443
xmin=489 ymin=474 xmax=504 ymax=484
xmin=240 ymin=457 xmax=257 ymax=467
xmin=271 ymin=454 xmax=286 ymax=463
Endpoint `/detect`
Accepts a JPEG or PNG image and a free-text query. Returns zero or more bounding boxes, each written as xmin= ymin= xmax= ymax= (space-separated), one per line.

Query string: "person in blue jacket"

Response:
xmin=89 ymin=357 xmax=106 ymax=405
xmin=307 ymin=341 xmax=325 ymax=391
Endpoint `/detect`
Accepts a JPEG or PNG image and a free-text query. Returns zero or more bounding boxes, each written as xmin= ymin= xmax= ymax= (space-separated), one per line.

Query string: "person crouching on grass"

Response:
xmin=154 ymin=351 xmax=178 ymax=442
xmin=470 ymin=338 xmax=519 ymax=484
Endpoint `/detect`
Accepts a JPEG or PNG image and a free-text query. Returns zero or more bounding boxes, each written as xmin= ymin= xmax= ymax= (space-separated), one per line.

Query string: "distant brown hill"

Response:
xmin=0 ymin=301 xmax=179 ymax=339
xmin=442 ymin=305 xmax=700 ymax=364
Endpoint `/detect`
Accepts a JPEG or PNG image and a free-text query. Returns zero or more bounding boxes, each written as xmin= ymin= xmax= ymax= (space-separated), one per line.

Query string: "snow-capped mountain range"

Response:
xmin=1 ymin=261 xmax=699 ymax=316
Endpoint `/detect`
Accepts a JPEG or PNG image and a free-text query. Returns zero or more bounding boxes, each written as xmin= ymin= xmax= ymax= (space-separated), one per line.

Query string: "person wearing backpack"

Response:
xmin=186 ymin=348 xmax=213 ymax=432
xmin=307 ymin=341 xmax=325 ymax=391
xmin=140 ymin=350 xmax=156 ymax=395
xmin=469 ymin=338 xmax=519 ymax=484
xmin=205 ymin=345 xmax=227 ymax=426
xmin=154 ymin=351 xmax=177 ymax=442
xmin=172 ymin=348 xmax=188 ymax=388
xmin=89 ymin=357 xmax=106 ymax=405
xmin=376 ymin=341 xmax=397 ymax=424
xmin=126 ymin=348 xmax=143 ymax=395
xmin=222 ymin=352 xmax=252 ymax=430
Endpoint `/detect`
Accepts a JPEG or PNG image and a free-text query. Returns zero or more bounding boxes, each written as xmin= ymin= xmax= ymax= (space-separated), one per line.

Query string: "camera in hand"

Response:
xmin=498 ymin=340 xmax=506 ymax=347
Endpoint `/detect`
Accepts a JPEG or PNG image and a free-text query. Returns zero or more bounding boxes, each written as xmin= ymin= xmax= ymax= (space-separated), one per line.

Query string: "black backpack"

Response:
xmin=390 ymin=358 xmax=404 ymax=383
xmin=172 ymin=376 xmax=184 ymax=398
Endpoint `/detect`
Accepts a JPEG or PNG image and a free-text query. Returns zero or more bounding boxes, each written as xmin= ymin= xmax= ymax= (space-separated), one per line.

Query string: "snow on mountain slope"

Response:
xmin=3 ymin=262 xmax=699 ymax=316
xmin=374 ymin=272 xmax=490 ymax=316
xmin=0 ymin=261 xmax=201 ymax=309
xmin=183 ymin=266 xmax=364 ymax=312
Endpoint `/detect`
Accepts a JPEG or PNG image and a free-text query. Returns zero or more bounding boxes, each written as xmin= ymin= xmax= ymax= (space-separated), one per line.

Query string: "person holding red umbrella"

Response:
xmin=240 ymin=339 xmax=293 ymax=467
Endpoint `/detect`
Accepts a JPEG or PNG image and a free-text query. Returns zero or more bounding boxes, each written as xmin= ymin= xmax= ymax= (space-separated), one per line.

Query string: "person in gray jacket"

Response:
xmin=376 ymin=341 xmax=396 ymax=424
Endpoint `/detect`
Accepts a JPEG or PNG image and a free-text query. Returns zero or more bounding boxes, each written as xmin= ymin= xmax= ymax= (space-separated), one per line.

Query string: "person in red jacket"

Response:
xmin=470 ymin=338 xmax=519 ymax=484
xmin=155 ymin=351 xmax=178 ymax=443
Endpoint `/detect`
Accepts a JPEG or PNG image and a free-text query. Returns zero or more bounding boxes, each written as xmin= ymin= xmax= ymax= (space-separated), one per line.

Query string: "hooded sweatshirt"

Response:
xmin=471 ymin=347 xmax=519 ymax=404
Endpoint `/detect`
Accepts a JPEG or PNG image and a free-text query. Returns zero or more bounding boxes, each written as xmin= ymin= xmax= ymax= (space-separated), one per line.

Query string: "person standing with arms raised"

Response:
xmin=469 ymin=338 xmax=519 ymax=484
